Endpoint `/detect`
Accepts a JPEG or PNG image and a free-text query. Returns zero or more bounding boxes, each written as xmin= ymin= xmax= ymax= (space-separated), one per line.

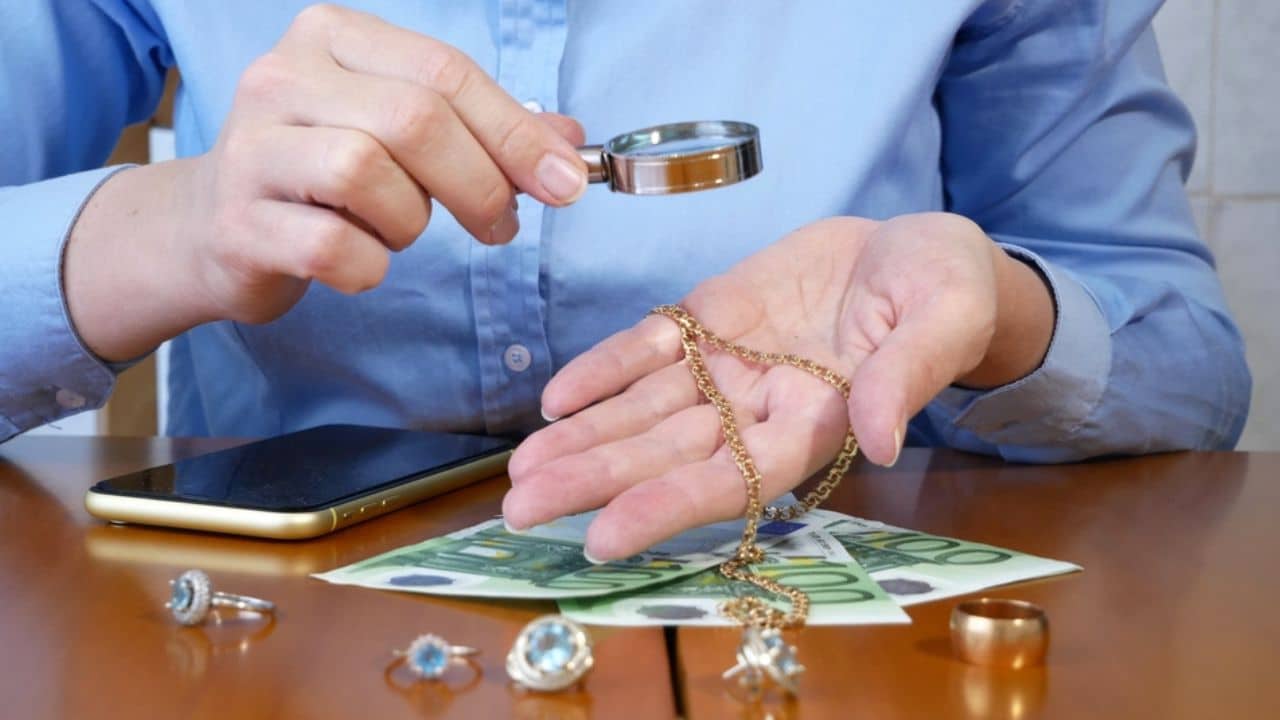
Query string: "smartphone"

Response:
xmin=84 ymin=424 xmax=513 ymax=540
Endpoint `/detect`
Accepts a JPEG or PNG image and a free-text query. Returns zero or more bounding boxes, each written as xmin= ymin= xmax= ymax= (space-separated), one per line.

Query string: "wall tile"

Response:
xmin=1189 ymin=194 xmax=1211 ymax=239
xmin=1205 ymin=199 xmax=1280 ymax=451
xmin=1153 ymin=0 xmax=1214 ymax=194
xmin=1214 ymin=0 xmax=1280 ymax=194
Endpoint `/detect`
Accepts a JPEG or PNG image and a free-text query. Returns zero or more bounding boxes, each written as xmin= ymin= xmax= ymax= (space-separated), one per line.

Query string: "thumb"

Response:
xmin=847 ymin=301 xmax=990 ymax=465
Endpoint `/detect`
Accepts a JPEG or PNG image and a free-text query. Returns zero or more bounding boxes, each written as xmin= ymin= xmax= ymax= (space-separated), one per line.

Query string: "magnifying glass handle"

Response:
xmin=576 ymin=145 xmax=609 ymax=184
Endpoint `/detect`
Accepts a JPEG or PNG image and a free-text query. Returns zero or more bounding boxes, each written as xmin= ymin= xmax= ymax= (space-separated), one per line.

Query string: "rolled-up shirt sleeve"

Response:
xmin=0 ymin=1 xmax=169 ymax=441
xmin=929 ymin=244 xmax=1114 ymax=462
xmin=0 ymin=169 xmax=134 ymax=438
xmin=922 ymin=0 xmax=1251 ymax=460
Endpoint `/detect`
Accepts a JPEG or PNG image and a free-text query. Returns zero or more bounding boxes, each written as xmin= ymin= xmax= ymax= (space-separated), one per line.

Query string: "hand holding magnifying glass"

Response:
xmin=62 ymin=6 xmax=766 ymax=368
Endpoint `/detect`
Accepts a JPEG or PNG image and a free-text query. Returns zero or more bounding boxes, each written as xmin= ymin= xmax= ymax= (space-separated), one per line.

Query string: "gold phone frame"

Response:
xmin=83 ymin=449 xmax=511 ymax=540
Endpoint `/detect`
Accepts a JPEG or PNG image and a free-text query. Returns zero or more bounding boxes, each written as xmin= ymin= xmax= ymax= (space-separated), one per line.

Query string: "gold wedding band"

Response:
xmin=950 ymin=598 xmax=1049 ymax=669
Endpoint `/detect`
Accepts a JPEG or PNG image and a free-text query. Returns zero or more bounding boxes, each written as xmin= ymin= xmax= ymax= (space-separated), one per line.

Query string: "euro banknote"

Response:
xmin=313 ymin=511 xmax=811 ymax=599
xmin=811 ymin=509 xmax=1081 ymax=606
xmin=559 ymin=526 xmax=911 ymax=626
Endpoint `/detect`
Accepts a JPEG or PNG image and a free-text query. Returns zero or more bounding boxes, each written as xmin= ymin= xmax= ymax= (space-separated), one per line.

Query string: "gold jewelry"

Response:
xmin=950 ymin=598 xmax=1050 ymax=668
xmin=649 ymin=304 xmax=859 ymax=631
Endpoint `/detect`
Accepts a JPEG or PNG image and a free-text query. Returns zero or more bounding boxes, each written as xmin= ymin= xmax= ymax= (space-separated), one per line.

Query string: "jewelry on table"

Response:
xmin=386 ymin=633 xmax=481 ymax=687
xmin=650 ymin=304 xmax=860 ymax=695
xmin=723 ymin=627 xmax=806 ymax=696
xmin=506 ymin=615 xmax=594 ymax=691
xmin=166 ymin=569 xmax=276 ymax=626
xmin=950 ymin=598 xmax=1050 ymax=669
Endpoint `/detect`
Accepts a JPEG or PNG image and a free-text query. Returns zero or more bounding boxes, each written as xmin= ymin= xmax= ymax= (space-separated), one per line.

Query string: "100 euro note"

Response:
xmin=812 ymin=510 xmax=1081 ymax=605
xmin=559 ymin=526 xmax=911 ymax=626
xmin=312 ymin=511 xmax=811 ymax=599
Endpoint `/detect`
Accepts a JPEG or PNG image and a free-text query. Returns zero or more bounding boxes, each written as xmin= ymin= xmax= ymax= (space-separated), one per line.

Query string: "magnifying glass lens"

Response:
xmin=578 ymin=120 xmax=761 ymax=195
xmin=612 ymin=132 xmax=740 ymax=158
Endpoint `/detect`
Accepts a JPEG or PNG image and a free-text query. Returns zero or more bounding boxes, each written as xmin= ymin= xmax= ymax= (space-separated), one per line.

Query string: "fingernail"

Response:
xmin=583 ymin=549 xmax=608 ymax=566
xmin=888 ymin=426 xmax=904 ymax=467
xmin=487 ymin=207 xmax=519 ymax=245
xmin=535 ymin=154 xmax=587 ymax=204
xmin=503 ymin=518 xmax=526 ymax=535
xmin=540 ymin=407 xmax=561 ymax=423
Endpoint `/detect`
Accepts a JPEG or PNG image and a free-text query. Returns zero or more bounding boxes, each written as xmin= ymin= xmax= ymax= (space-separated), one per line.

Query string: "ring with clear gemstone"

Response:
xmin=506 ymin=615 xmax=594 ymax=692
xmin=389 ymin=633 xmax=480 ymax=681
xmin=722 ymin=627 xmax=805 ymax=696
xmin=166 ymin=569 xmax=276 ymax=626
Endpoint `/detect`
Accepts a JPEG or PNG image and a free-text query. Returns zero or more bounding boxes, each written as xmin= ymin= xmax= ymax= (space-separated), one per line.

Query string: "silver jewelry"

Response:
xmin=389 ymin=634 xmax=480 ymax=680
xmin=723 ymin=627 xmax=805 ymax=696
xmin=506 ymin=615 xmax=594 ymax=691
xmin=166 ymin=569 xmax=276 ymax=626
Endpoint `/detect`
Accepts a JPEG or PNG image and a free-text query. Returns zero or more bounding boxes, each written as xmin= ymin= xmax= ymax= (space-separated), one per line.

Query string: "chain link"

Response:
xmin=650 ymin=304 xmax=859 ymax=630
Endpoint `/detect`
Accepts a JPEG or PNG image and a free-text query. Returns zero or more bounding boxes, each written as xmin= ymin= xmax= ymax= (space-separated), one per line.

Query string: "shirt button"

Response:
xmin=504 ymin=344 xmax=532 ymax=373
xmin=54 ymin=388 xmax=87 ymax=410
xmin=522 ymin=99 xmax=545 ymax=113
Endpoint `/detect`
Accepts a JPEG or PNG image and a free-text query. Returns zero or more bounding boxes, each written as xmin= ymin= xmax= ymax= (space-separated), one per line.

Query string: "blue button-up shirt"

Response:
xmin=0 ymin=1 xmax=1251 ymax=460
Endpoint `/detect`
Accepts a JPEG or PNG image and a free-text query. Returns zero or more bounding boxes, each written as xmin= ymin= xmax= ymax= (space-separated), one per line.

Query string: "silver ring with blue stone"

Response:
xmin=722 ymin=627 xmax=805 ymax=696
xmin=166 ymin=569 xmax=276 ymax=627
xmin=390 ymin=634 xmax=480 ymax=681
xmin=506 ymin=615 xmax=594 ymax=692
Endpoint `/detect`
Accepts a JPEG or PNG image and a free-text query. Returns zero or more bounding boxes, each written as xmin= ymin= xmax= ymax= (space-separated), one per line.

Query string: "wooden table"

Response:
xmin=2 ymin=438 xmax=1277 ymax=719
xmin=0 ymin=437 xmax=673 ymax=720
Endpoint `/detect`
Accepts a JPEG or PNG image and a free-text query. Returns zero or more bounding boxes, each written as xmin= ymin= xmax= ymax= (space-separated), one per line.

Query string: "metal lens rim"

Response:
xmin=605 ymin=120 xmax=758 ymax=162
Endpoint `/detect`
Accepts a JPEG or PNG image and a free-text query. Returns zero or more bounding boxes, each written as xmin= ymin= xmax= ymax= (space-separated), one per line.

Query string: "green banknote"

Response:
xmin=811 ymin=509 xmax=1081 ymax=606
xmin=558 ymin=527 xmax=911 ymax=626
xmin=312 ymin=512 xmax=810 ymax=599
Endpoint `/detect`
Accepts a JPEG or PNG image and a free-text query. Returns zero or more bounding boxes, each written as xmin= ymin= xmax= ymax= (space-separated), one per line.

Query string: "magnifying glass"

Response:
xmin=576 ymin=120 xmax=761 ymax=195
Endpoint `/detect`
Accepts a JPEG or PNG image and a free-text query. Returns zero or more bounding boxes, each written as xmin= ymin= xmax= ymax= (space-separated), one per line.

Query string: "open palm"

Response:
xmin=504 ymin=213 xmax=1003 ymax=560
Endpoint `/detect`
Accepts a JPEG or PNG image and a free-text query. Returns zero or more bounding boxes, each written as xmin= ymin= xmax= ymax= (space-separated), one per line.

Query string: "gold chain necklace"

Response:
xmin=650 ymin=305 xmax=860 ymax=630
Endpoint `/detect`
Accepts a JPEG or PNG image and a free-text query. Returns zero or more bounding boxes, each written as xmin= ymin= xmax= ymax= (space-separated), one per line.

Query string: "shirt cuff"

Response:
xmin=925 ymin=244 xmax=1112 ymax=455
xmin=0 ymin=166 xmax=134 ymax=440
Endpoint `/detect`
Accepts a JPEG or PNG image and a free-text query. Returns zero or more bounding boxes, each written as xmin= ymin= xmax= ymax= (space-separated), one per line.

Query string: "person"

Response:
xmin=0 ymin=2 xmax=1250 ymax=561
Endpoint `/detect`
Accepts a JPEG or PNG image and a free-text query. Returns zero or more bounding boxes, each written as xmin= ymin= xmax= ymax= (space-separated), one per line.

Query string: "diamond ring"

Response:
xmin=166 ymin=569 xmax=276 ymax=626
xmin=723 ymin=627 xmax=805 ymax=696
xmin=506 ymin=615 xmax=594 ymax=692
xmin=388 ymin=634 xmax=481 ymax=681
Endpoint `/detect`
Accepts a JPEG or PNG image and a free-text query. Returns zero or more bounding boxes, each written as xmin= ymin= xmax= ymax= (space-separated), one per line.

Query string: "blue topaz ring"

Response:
xmin=390 ymin=634 xmax=480 ymax=681
xmin=506 ymin=615 xmax=594 ymax=691
xmin=723 ymin=627 xmax=805 ymax=696
xmin=166 ymin=569 xmax=276 ymax=627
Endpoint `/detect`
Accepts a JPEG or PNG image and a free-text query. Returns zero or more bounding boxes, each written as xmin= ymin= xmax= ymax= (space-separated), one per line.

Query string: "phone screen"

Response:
xmin=91 ymin=425 xmax=512 ymax=512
